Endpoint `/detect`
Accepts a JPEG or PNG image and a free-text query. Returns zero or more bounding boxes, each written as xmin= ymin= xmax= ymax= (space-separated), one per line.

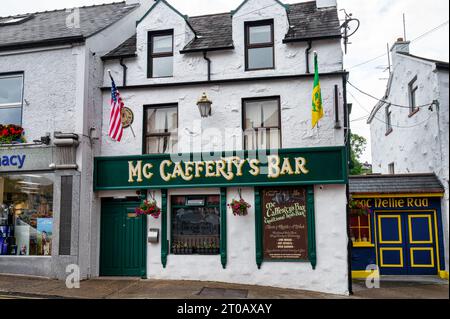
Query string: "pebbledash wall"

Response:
xmin=94 ymin=0 xmax=350 ymax=294
xmin=369 ymin=42 xmax=449 ymax=274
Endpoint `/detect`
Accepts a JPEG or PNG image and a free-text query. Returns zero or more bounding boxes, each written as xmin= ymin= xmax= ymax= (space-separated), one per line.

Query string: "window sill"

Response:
xmin=352 ymin=242 xmax=374 ymax=248
xmin=245 ymin=67 xmax=275 ymax=72
xmin=408 ymin=108 xmax=420 ymax=117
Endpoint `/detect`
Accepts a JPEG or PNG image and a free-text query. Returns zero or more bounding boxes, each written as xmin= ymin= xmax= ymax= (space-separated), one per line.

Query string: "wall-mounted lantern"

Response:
xmin=197 ymin=92 xmax=212 ymax=118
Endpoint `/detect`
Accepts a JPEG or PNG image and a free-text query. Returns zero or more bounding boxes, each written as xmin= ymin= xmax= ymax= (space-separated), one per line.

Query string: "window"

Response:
xmin=0 ymin=73 xmax=24 ymax=126
xmin=0 ymin=174 xmax=54 ymax=256
xmin=388 ymin=162 xmax=395 ymax=174
xmin=148 ymin=30 xmax=174 ymax=78
xmin=350 ymin=214 xmax=372 ymax=245
xmin=243 ymin=97 xmax=281 ymax=150
xmin=385 ymin=104 xmax=392 ymax=135
xmin=144 ymin=105 xmax=178 ymax=154
xmin=408 ymin=75 xmax=419 ymax=116
xmin=245 ymin=20 xmax=274 ymax=70
xmin=170 ymin=195 xmax=220 ymax=255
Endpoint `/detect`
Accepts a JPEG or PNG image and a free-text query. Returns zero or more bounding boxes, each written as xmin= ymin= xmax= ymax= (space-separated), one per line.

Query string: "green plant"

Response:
xmin=0 ymin=124 xmax=26 ymax=144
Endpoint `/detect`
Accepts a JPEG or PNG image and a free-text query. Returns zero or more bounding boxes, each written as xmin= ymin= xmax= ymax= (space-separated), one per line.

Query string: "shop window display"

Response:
xmin=170 ymin=195 xmax=220 ymax=255
xmin=0 ymin=174 xmax=53 ymax=256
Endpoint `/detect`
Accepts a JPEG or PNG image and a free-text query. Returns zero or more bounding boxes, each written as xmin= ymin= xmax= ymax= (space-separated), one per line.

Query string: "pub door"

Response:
xmin=376 ymin=212 xmax=438 ymax=275
xmin=100 ymin=200 xmax=147 ymax=277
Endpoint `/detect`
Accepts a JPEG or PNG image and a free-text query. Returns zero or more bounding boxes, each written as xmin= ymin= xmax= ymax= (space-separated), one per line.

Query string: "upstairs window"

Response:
xmin=388 ymin=162 xmax=395 ymax=174
xmin=243 ymin=97 xmax=281 ymax=150
xmin=385 ymin=104 xmax=392 ymax=135
xmin=144 ymin=105 xmax=178 ymax=154
xmin=148 ymin=30 xmax=174 ymax=78
xmin=245 ymin=20 xmax=274 ymax=71
xmin=0 ymin=73 xmax=23 ymax=126
xmin=408 ymin=75 xmax=419 ymax=116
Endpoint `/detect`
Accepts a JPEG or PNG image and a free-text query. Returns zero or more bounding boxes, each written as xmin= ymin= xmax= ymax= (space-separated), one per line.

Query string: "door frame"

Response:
xmin=374 ymin=209 xmax=441 ymax=275
xmin=100 ymin=199 xmax=147 ymax=278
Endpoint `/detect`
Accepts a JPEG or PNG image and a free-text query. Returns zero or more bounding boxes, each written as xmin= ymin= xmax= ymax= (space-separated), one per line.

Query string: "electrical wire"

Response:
xmin=347 ymin=20 xmax=449 ymax=70
xmin=348 ymin=89 xmax=435 ymax=129
xmin=347 ymin=81 xmax=435 ymax=109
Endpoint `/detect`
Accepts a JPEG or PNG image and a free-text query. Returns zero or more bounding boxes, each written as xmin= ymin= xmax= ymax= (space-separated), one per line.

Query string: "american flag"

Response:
xmin=108 ymin=75 xmax=124 ymax=142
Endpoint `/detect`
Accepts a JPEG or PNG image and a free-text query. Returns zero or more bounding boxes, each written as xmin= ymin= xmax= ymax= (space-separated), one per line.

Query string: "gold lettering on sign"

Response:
xmin=160 ymin=160 xmax=172 ymax=182
xmin=143 ymin=163 xmax=153 ymax=179
xmin=128 ymin=161 xmax=143 ymax=183
xmin=295 ymin=157 xmax=309 ymax=174
xmin=268 ymin=155 xmax=281 ymax=178
xmin=280 ymin=157 xmax=294 ymax=176
xmin=249 ymin=159 xmax=260 ymax=176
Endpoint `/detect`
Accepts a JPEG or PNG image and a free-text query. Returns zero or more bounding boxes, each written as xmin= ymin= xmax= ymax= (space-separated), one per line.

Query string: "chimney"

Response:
xmin=126 ymin=0 xmax=154 ymax=7
xmin=390 ymin=37 xmax=410 ymax=67
xmin=316 ymin=0 xmax=337 ymax=8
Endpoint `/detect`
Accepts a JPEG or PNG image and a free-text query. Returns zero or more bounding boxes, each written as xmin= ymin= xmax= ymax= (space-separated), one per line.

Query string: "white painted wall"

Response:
xmin=142 ymin=185 xmax=348 ymax=295
xmin=370 ymin=52 xmax=449 ymax=272
xmin=103 ymin=0 xmax=343 ymax=86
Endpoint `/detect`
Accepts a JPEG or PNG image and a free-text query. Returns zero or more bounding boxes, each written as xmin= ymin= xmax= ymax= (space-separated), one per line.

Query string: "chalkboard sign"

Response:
xmin=262 ymin=187 xmax=308 ymax=261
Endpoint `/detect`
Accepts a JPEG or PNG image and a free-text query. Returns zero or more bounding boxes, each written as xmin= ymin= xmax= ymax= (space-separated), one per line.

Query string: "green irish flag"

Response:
xmin=312 ymin=53 xmax=324 ymax=128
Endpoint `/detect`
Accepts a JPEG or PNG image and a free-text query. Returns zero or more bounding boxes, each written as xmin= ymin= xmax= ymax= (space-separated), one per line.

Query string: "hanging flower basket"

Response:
xmin=228 ymin=189 xmax=251 ymax=216
xmin=135 ymin=199 xmax=161 ymax=219
xmin=0 ymin=124 xmax=26 ymax=144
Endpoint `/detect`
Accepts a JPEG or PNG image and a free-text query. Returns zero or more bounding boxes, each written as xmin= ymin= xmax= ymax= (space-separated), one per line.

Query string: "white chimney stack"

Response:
xmin=125 ymin=0 xmax=154 ymax=7
xmin=390 ymin=37 xmax=411 ymax=67
xmin=316 ymin=0 xmax=337 ymax=9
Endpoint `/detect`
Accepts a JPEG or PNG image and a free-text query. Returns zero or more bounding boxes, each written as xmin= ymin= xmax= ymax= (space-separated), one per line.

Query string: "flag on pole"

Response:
xmin=108 ymin=72 xmax=124 ymax=142
xmin=311 ymin=52 xmax=324 ymax=128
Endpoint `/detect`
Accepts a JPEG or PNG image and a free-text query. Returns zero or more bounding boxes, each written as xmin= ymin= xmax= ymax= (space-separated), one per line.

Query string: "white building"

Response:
xmin=93 ymin=0 xmax=351 ymax=295
xmin=0 ymin=1 xmax=155 ymax=278
xmin=368 ymin=38 xmax=449 ymax=276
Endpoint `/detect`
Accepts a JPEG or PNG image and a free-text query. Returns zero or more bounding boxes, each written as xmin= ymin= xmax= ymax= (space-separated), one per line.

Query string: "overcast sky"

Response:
xmin=1 ymin=0 xmax=449 ymax=162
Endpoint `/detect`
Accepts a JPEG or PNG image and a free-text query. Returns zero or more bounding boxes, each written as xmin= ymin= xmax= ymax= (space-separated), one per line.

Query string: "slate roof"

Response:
xmin=0 ymin=2 xmax=138 ymax=51
xmin=103 ymin=0 xmax=341 ymax=59
xmin=349 ymin=174 xmax=444 ymax=195
xmin=398 ymin=52 xmax=449 ymax=70
xmin=284 ymin=1 xmax=342 ymax=42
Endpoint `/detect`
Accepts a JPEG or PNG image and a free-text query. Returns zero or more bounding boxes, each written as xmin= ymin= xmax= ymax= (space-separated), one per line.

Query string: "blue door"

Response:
xmin=376 ymin=212 xmax=438 ymax=275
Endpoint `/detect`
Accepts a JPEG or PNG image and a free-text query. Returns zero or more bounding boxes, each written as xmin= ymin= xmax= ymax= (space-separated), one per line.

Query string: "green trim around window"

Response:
xmin=161 ymin=189 xmax=168 ymax=268
xmin=220 ymin=187 xmax=227 ymax=269
xmin=255 ymin=187 xmax=263 ymax=269
xmin=307 ymin=185 xmax=317 ymax=269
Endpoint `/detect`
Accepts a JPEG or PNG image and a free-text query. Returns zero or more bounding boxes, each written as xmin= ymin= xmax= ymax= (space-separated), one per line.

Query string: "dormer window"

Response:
xmin=148 ymin=30 xmax=174 ymax=78
xmin=245 ymin=20 xmax=274 ymax=71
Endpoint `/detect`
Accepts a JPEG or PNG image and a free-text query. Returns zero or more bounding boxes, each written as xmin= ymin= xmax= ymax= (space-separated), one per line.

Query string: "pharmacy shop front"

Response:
xmin=93 ymin=147 xmax=350 ymax=294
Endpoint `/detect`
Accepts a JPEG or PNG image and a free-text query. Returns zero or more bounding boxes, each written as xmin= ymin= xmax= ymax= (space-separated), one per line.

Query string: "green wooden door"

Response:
xmin=100 ymin=201 xmax=146 ymax=277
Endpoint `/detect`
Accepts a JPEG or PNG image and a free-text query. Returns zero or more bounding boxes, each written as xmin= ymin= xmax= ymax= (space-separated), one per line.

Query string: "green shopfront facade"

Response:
xmin=93 ymin=146 xmax=349 ymax=293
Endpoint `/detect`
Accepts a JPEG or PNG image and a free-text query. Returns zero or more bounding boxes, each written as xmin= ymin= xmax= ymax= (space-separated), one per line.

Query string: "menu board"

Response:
xmin=262 ymin=187 xmax=308 ymax=261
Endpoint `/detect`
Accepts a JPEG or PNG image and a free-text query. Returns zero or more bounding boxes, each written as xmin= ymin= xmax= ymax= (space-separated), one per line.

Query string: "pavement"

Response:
xmin=0 ymin=274 xmax=448 ymax=299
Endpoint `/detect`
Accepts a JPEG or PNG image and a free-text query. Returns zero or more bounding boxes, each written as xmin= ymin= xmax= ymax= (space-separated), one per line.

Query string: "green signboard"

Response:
xmin=93 ymin=146 xmax=347 ymax=190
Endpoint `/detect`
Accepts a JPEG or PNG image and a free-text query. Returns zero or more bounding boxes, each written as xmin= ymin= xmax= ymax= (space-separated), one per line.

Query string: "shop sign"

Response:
xmin=354 ymin=197 xmax=433 ymax=209
xmin=262 ymin=187 xmax=308 ymax=261
xmin=0 ymin=147 xmax=55 ymax=172
xmin=94 ymin=147 xmax=347 ymax=190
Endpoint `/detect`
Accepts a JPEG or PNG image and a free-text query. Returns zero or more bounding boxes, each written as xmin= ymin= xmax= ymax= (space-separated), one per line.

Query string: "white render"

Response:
xmin=369 ymin=42 xmax=449 ymax=273
xmin=97 ymin=0 xmax=349 ymax=295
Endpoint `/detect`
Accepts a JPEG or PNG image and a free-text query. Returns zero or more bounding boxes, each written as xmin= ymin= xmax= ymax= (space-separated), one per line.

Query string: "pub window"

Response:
xmin=350 ymin=214 xmax=372 ymax=245
xmin=0 ymin=73 xmax=24 ymax=126
xmin=243 ymin=97 xmax=281 ymax=150
xmin=148 ymin=30 xmax=174 ymax=78
xmin=144 ymin=105 xmax=178 ymax=154
xmin=245 ymin=20 xmax=274 ymax=71
xmin=170 ymin=195 xmax=220 ymax=255
xmin=408 ymin=75 xmax=419 ymax=116
xmin=0 ymin=173 xmax=54 ymax=256
xmin=385 ymin=104 xmax=392 ymax=135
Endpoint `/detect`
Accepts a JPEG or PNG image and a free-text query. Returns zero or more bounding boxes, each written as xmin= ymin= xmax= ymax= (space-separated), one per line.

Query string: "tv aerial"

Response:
xmin=340 ymin=9 xmax=360 ymax=54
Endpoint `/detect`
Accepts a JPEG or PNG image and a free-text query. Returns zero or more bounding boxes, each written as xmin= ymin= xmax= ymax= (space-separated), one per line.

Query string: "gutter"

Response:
xmin=283 ymin=34 xmax=342 ymax=44
xmin=180 ymin=45 xmax=234 ymax=54
xmin=305 ymin=40 xmax=312 ymax=74
xmin=100 ymin=71 xmax=349 ymax=90
xmin=0 ymin=36 xmax=85 ymax=52
xmin=119 ymin=58 xmax=128 ymax=86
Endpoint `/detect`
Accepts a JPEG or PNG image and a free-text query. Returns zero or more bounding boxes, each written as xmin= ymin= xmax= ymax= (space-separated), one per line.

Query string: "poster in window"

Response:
xmin=262 ymin=187 xmax=308 ymax=260
xmin=37 ymin=218 xmax=52 ymax=256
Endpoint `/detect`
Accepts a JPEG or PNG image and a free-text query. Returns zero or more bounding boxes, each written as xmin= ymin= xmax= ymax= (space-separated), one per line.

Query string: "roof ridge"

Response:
xmin=0 ymin=1 xmax=132 ymax=19
xmin=398 ymin=51 xmax=449 ymax=66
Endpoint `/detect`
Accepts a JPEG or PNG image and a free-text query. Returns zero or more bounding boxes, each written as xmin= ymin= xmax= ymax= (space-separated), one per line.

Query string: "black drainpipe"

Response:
xmin=119 ymin=58 xmax=128 ymax=86
xmin=203 ymin=51 xmax=211 ymax=81
xmin=342 ymin=72 xmax=353 ymax=296
xmin=305 ymin=40 xmax=312 ymax=74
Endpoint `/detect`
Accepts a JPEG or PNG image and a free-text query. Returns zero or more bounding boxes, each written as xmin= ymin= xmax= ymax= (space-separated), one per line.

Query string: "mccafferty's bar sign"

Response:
xmin=93 ymin=147 xmax=347 ymax=190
